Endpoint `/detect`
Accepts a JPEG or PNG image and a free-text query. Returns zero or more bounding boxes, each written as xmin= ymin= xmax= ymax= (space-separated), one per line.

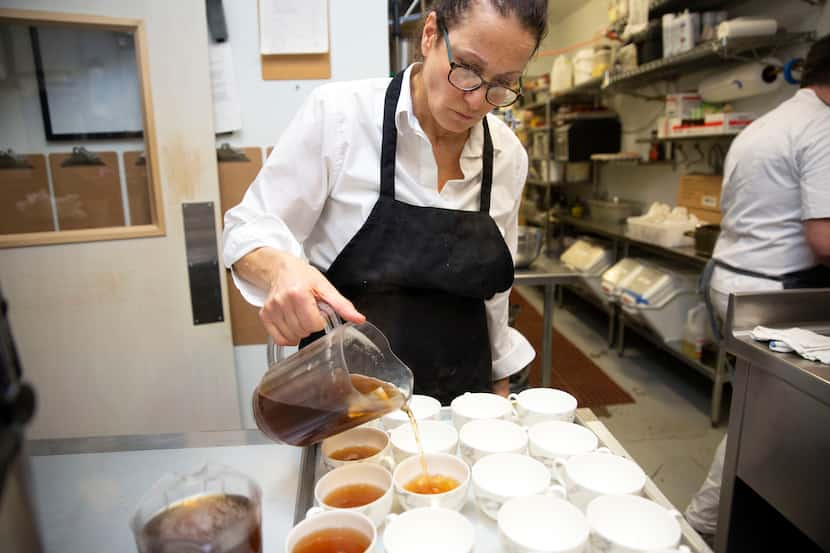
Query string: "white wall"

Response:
xmin=527 ymin=0 xmax=830 ymax=209
xmin=215 ymin=0 xmax=390 ymax=152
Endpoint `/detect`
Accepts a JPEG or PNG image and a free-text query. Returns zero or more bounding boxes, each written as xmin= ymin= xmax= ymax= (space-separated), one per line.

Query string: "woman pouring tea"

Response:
xmin=223 ymin=0 xmax=546 ymax=405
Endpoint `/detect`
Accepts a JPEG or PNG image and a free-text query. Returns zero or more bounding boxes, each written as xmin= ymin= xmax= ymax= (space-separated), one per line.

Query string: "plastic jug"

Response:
xmin=682 ymin=303 xmax=709 ymax=360
xmin=253 ymin=303 xmax=414 ymax=447
xmin=550 ymin=55 xmax=573 ymax=93
xmin=131 ymin=464 xmax=262 ymax=553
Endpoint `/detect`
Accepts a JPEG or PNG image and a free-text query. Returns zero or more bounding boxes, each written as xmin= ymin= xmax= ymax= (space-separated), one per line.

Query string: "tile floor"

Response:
xmin=516 ymin=285 xmax=728 ymax=513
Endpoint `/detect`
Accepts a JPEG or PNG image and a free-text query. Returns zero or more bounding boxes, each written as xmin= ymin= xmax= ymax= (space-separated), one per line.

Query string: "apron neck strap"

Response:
xmin=380 ymin=70 xmax=495 ymax=213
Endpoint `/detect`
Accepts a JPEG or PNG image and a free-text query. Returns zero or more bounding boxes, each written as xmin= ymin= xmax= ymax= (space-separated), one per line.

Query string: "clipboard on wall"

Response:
xmin=49 ymin=148 xmax=124 ymax=230
xmin=258 ymin=0 xmax=331 ymax=80
xmin=123 ymin=151 xmax=153 ymax=225
xmin=0 ymin=152 xmax=55 ymax=235
xmin=216 ymin=144 xmax=269 ymax=345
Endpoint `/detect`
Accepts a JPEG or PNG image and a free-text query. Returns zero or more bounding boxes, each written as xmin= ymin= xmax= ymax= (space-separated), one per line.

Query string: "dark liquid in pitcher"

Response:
xmin=254 ymin=373 xmax=403 ymax=447
xmin=138 ymin=494 xmax=261 ymax=553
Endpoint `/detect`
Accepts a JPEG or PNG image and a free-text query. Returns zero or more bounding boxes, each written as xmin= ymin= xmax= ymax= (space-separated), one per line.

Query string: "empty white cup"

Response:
xmin=498 ymin=494 xmax=590 ymax=553
xmin=528 ymin=421 xmax=599 ymax=474
xmin=471 ymin=453 xmax=565 ymax=519
xmin=381 ymin=394 xmax=442 ymax=431
xmin=586 ymin=494 xmax=683 ymax=553
xmin=389 ymin=420 xmax=459 ymax=463
xmin=285 ymin=509 xmax=376 ymax=553
xmin=459 ymin=418 xmax=528 ymax=465
xmin=311 ymin=462 xmax=394 ymax=527
xmin=392 ymin=452 xmax=470 ymax=512
xmin=510 ymin=387 xmax=578 ymax=426
xmin=384 ymin=507 xmax=474 ymax=553
xmin=450 ymin=392 xmax=515 ymax=430
xmin=320 ymin=426 xmax=394 ymax=472
xmin=555 ymin=451 xmax=647 ymax=511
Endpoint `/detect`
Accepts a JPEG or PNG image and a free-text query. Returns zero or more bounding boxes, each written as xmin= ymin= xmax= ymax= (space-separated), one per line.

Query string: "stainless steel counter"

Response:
xmin=514 ymin=254 xmax=577 ymax=387
xmin=718 ymin=289 xmax=830 ymax=553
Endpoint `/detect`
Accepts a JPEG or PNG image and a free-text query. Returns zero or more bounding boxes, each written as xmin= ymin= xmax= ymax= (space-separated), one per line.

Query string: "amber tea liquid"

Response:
xmin=137 ymin=494 xmax=261 ymax=553
xmin=328 ymin=445 xmax=381 ymax=462
xmin=323 ymin=483 xmax=386 ymax=508
xmin=403 ymin=473 xmax=460 ymax=494
xmin=254 ymin=373 xmax=402 ymax=446
xmin=291 ymin=527 xmax=371 ymax=553
xmin=401 ymin=403 xmax=429 ymax=476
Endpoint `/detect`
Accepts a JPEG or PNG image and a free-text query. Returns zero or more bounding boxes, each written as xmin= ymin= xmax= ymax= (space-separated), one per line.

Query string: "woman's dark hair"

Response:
xmin=801 ymin=34 xmax=830 ymax=88
xmin=413 ymin=0 xmax=548 ymax=54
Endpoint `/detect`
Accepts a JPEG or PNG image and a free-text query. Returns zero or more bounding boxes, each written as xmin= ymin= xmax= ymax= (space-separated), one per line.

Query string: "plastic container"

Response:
xmin=592 ymin=46 xmax=612 ymax=78
xmin=573 ymin=49 xmax=594 ymax=85
xmin=626 ymin=216 xmax=697 ymax=248
xmin=619 ymin=264 xmax=700 ymax=343
xmin=587 ymin=198 xmax=641 ymax=224
xmin=550 ymin=55 xmax=574 ymax=93
xmin=601 ymin=258 xmax=646 ymax=299
xmin=561 ymin=239 xmax=615 ymax=304
xmin=681 ymin=303 xmax=709 ymax=360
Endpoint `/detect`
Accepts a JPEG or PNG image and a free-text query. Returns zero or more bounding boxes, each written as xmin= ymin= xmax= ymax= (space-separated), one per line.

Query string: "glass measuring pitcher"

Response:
xmin=130 ymin=464 xmax=262 ymax=553
xmin=252 ymin=303 xmax=414 ymax=447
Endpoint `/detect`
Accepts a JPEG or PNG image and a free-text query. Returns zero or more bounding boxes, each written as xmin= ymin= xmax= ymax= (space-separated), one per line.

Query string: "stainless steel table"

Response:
xmin=514 ymin=254 xmax=578 ymax=387
xmin=718 ymin=289 xmax=830 ymax=553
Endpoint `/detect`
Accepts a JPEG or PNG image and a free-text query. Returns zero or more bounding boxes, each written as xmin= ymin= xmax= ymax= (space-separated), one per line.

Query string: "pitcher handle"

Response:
xmin=267 ymin=301 xmax=343 ymax=365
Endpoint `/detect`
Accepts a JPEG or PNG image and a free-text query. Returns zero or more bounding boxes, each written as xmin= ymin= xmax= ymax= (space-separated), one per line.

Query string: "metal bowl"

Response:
xmin=515 ymin=226 xmax=544 ymax=268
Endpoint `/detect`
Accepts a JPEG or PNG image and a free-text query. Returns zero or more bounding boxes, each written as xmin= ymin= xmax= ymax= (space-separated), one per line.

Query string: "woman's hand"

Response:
xmin=234 ymin=248 xmax=365 ymax=345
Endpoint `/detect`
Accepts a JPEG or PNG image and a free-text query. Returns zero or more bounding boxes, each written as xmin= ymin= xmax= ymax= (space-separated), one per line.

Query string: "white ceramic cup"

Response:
xmin=389 ymin=420 xmax=459 ymax=463
xmin=392 ymin=452 xmax=470 ymax=512
xmin=284 ymin=509 xmax=376 ymax=553
xmin=381 ymin=394 xmax=442 ymax=431
xmin=498 ymin=494 xmax=590 ymax=553
xmin=310 ymin=462 xmax=394 ymax=527
xmin=586 ymin=494 xmax=684 ymax=553
xmin=471 ymin=453 xmax=566 ymax=520
xmin=450 ymin=392 xmax=515 ymax=430
xmin=509 ymin=388 xmax=578 ymax=426
xmin=458 ymin=418 xmax=528 ymax=466
xmin=554 ymin=451 xmax=647 ymax=511
xmin=528 ymin=420 xmax=599 ymax=475
xmin=383 ymin=507 xmax=475 ymax=553
xmin=320 ymin=426 xmax=394 ymax=472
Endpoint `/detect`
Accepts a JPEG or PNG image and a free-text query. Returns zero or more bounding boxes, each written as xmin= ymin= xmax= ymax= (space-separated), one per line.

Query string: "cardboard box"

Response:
xmin=665 ymin=93 xmax=702 ymax=119
xmin=678 ymin=174 xmax=723 ymax=224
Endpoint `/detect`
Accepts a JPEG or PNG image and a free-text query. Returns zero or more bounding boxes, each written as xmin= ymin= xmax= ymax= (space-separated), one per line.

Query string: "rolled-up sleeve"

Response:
xmin=486 ymin=147 xmax=535 ymax=380
xmin=223 ymin=87 xmax=333 ymax=307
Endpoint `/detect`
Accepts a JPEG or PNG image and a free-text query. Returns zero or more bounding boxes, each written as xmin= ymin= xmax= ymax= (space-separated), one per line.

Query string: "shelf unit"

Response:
xmin=605 ymin=32 xmax=814 ymax=91
xmin=609 ymin=0 xmax=754 ymax=39
xmin=554 ymin=213 xmax=730 ymax=425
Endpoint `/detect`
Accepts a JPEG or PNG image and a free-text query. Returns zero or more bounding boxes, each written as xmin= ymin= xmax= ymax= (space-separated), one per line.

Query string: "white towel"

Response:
xmin=750 ymin=326 xmax=830 ymax=364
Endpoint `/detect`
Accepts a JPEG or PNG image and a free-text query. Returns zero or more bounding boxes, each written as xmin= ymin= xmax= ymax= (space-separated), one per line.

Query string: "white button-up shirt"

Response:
xmin=223 ymin=64 xmax=534 ymax=380
xmin=711 ymin=88 xmax=830 ymax=312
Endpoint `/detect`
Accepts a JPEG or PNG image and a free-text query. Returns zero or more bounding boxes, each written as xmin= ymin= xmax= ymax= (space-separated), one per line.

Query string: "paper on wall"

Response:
xmin=208 ymin=41 xmax=243 ymax=134
xmin=258 ymin=0 xmax=329 ymax=55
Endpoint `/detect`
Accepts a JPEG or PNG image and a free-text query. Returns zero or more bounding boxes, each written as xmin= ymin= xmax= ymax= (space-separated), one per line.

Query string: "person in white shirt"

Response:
xmin=223 ymin=0 xmax=548 ymax=404
xmin=687 ymin=34 xmax=830 ymax=540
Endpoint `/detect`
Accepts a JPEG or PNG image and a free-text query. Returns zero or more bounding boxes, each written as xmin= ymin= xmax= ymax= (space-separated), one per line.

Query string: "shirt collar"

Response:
xmin=394 ymin=63 xmax=502 ymax=159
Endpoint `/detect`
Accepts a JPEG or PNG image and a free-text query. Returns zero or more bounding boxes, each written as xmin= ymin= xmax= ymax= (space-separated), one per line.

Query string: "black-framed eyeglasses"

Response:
xmin=441 ymin=28 xmax=522 ymax=108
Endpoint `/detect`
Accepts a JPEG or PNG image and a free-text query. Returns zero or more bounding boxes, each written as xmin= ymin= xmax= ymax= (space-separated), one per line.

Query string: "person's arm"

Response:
xmin=223 ymin=86 xmax=363 ymax=345
xmin=800 ymin=110 xmax=830 ymax=266
xmin=486 ymin=145 xmax=535 ymax=396
xmin=804 ymin=219 xmax=830 ymax=265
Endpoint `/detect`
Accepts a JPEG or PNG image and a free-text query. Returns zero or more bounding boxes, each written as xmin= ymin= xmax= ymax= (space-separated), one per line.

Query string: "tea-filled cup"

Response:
xmin=392 ymin=452 xmax=470 ymax=511
xmin=320 ymin=426 xmax=394 ymax=472
xmin=311 ymin=462 xmax=394 ymax=527
xmin=285 ymin=509 xmax=376 ymax=553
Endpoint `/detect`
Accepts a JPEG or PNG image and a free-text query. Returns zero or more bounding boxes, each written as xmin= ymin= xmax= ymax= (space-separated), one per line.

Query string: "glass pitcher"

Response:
xmin=130 ymin=464 xmax=262 ymax=553
xmin=252 ymin=303 xmax=414 ymax=447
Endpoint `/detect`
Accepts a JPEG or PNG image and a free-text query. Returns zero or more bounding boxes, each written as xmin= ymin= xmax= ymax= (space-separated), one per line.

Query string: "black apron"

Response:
xmin=305 ymin=71 xmax=515 ymax=405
